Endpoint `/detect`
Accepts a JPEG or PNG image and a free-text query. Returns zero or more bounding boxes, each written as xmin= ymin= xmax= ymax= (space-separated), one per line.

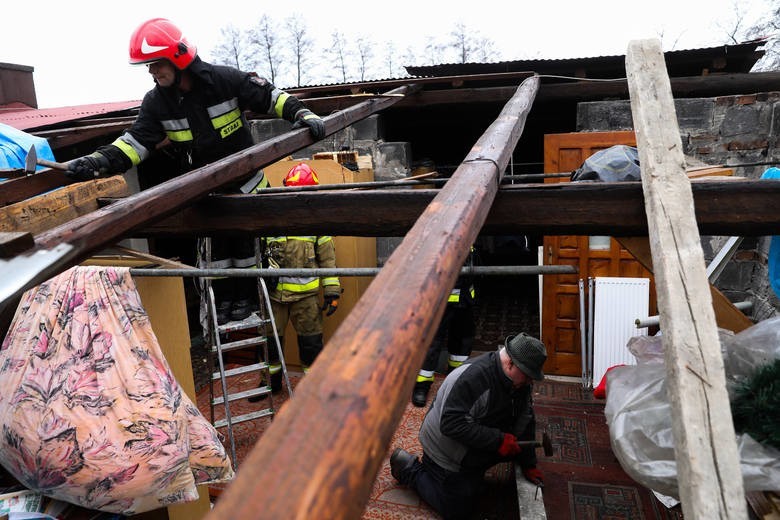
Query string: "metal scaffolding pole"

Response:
xmin=128 ymin=265 xmax=577 ymax=278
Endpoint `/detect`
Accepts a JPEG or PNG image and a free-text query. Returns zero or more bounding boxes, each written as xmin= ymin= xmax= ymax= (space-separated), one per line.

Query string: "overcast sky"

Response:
xmin=1 ymin=0 xmax=771 ymax=108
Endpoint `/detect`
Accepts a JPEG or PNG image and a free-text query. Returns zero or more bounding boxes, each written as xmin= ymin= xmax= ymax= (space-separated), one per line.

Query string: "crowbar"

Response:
xmin=25 ymin=145 xmax=70 ymax=173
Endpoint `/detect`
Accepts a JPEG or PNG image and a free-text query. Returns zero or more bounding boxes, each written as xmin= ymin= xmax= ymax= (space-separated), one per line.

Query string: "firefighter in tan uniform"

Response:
xmin=250 ymin=163 xmax=341 ymax=399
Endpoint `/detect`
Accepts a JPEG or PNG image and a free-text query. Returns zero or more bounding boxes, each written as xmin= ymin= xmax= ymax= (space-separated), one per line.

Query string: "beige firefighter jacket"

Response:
xmin=266 ymin=235 xmax=341 ymax=303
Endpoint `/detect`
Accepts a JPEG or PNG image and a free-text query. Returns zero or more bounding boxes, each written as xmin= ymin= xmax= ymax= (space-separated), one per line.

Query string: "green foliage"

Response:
xmin=731 ymin=358 xmax=780 ymax=450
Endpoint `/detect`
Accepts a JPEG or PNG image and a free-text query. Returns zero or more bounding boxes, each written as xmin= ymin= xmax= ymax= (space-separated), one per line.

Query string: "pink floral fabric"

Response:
xmin=0 ymin=266 xmax=234 ymax=514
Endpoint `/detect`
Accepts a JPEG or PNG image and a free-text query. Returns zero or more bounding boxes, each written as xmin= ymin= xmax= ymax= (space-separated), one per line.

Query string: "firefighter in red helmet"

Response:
xmin=66 ymin=18 xmax=327 ymax=324
xmin=249 ymin=163 xmax=341 ymax=399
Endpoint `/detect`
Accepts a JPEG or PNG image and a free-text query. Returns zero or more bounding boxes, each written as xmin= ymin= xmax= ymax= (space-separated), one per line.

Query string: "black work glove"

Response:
xmin=293 ymin=109 xmax=325 ymax=140
xmin=321 ymin=294 xmax=340 ymax=316
xmin=66 ymin=152 xmax=110 ymax=181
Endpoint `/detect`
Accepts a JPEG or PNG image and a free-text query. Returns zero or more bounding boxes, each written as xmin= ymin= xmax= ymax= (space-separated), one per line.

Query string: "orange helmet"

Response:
xmin=128 ymin=18 xmax=197 ymax=70
xmin=283 ymin=163 xmax=319 ymax=186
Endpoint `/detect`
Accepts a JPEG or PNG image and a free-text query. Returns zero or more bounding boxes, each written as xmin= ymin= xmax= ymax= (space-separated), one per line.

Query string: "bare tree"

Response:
xmin=717 ymin=0 xmax=749 ymax=44
xmin=355 ymin=36 xmax=374 ymax=81
xmin=382 ymin=41 xmax=397 ymax=77
xmin=424 ymin=36 xmax=446 ymax=65
xmin=211 ymin=24 xmax=246 ymax=69
xmin=401 ymin=46 xmax=418 ymax=72
xmin=247 ymin=15 xmax=284 ymax=83
xmin=745 ymin=0 xmax=780 ymax=71
xmin=450 ymin=22 xmax=474 ymax=63
xmin=447 ymin=22 xmax=499 ymax=63
xmin=329 ymin=30 xmax=350 ymax=83
xmin=285 ymin=14 xmax=315 ymax=87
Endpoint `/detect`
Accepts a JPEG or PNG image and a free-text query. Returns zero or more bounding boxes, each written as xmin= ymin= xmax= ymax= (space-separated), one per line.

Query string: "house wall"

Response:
xmin=577 ymin=93 xmax=780 ymax=321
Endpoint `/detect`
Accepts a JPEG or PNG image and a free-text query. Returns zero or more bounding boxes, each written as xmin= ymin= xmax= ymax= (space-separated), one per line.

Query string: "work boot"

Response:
xmin=390 ymin=448 xmax=417 ymax=485
xmin=230 ymin=298 xmax=253 ymax=322
xmin=411 ymin=381 xmax=431 ymax=408
xmin=247 ymin=371 xmax=283 ymax=402
xmin=216 ymin=300 xmax=232 ymax=325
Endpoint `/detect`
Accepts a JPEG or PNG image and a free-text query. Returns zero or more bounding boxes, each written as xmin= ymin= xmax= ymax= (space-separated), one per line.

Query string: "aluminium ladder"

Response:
xmin=200 ymin=237 xmax=293 ymax=469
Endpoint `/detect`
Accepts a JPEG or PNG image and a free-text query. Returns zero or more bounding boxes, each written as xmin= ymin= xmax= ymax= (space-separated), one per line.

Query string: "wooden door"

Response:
xmin=541 ymin=131 xmax=656 ymax=376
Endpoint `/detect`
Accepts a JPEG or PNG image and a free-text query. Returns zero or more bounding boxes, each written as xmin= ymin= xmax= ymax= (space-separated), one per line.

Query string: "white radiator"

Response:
xmin=591 ymin=277 xmax=649 ymax=386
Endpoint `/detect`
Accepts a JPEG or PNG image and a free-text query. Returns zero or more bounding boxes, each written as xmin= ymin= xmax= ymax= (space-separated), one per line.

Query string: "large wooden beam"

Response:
xmin=627 ymin=39 xmax=746 ymax=518
xmin=1 ymin=177 xmax=129 ymax=234
xmin=134 ymin=179 xmax=780 ymax=237
xmin=207 ymin=76 xmax=539 ymax=519
xmin=0 ymin=85 xmax=419 ymax=311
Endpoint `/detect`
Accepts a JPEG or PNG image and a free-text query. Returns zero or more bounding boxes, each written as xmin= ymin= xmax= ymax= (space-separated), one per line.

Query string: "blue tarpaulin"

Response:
xmin=761 ymin=167 xmax=780 ymax=299
xmin=0 ymin=122 xmax=56 ymax=172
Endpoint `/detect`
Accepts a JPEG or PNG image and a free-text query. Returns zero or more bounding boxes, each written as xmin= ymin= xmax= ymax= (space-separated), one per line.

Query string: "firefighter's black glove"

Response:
xmin=321 ymin=294 xmax=339 ymax=316
xmin=293 ymin=109 xmax=325 ymax=140
xmin=66 ymin=152 xmax=110 ymax=181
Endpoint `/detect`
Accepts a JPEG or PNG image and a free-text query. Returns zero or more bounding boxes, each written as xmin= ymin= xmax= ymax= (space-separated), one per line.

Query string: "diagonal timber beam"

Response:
xmin=207 ymin=75 xmax=539 ymax=519
xmin=626 ymin=40 xmax=746 ymax=518
xmin=0 ymin=84 xmax=420 ymax=311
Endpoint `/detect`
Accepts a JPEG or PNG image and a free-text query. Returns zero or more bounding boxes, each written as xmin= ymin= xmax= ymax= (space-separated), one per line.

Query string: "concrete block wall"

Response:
xmin=250 ymin=114 xmax=412 ymax=265
xmin=577 ymin=93 xmax=780 ymax=320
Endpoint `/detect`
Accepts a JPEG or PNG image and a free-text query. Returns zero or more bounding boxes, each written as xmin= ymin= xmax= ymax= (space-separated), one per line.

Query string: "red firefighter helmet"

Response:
xmin=283 ymin=163 xmax=320 ymax=186
xmin=128 ymin=18 xmax=197 ymax=70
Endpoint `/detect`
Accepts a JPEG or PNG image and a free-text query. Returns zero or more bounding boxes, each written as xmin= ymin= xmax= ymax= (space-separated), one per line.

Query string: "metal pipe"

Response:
xmin=128 ymin=264 xmax=577 ymax=278
xmin=635 ymin=300 xmax=752 ymax=328
xmin=579 ymin=279 xmax=587 ymax=389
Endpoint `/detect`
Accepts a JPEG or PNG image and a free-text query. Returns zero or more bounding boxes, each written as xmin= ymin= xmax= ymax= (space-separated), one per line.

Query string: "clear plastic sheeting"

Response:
xmin=604 ymin=320 xmax=780 ymax=499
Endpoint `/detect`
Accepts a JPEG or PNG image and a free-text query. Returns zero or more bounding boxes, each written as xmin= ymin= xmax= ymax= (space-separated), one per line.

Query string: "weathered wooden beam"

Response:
xmin=1 ymin=177 xmax=129 ymax=235
xmin=207 ymin=76 xmax=539 ymax=519
xmin=0 ymin=232 xmax=34 ymax=258
xmin=627 ymin=39 xmax=746 ymax=518
xmin=132 ymin=180 xmax=780 ymax=237
xmin=0 ymin=84 xmax=420 ymax=312
xmin=0 ymin=168 xmax=74 ymax=207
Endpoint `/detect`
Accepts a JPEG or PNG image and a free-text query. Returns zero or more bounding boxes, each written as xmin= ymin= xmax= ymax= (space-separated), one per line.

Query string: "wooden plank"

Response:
xmin=617 ymin=237 xmax=752 ymax=333
xmin=0 ymin=176 xmax=129 ymax=235
xmin=626 ymin=39 xmax=746 ymax=518
xmin=0 ymin=232 xmax=34 ymax=257
xmin=133 ymin=179 xmax=780 ymax=238
xmin=0 ymin=84 xmax=420 ymax=312
xmin=0 ymin=168 xmax=73 ymax=207
xmin=206 ymin=76 xmax=539 ymax=519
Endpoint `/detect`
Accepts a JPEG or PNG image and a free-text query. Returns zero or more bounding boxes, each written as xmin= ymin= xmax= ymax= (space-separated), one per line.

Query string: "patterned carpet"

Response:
xmin=533 ymin=379 xmax=685 ymax=520
xmin=195 ymin=366 xmax=685 ymax=519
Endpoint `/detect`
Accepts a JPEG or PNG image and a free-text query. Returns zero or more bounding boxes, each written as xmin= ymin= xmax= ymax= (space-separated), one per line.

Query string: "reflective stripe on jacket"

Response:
xmin=267 ymin=235 xmax=340 ymax=303
xmin=97 ymin=57 xmax=307 ymax=173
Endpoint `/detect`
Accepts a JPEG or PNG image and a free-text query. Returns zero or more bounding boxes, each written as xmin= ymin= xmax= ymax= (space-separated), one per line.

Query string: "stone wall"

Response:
xmin=577 ymin=93 xmax=780 ymax=321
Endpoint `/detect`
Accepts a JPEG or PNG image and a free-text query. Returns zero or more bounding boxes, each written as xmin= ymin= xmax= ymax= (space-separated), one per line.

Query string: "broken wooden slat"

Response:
xmin=626 ymin=39 xmax=747 ymax=519
xmin=617 ymin=237 xmax=752 ymax=333
xmin=131 ymin=179 xmax=780 ymax=238
xmin=0 ymin=168 xmax=74 ymax=207
xmin=207 ymin=76 xmax=539 ymax=519
xmin=0 ymin=232 xmax=34 ymax=258
xmin=0 ymin=176 xmax=129 ymax=235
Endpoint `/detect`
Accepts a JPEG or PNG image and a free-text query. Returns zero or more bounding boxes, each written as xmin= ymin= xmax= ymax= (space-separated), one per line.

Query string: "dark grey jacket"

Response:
xmin=418 ymin=350 xmax=537 ymax=473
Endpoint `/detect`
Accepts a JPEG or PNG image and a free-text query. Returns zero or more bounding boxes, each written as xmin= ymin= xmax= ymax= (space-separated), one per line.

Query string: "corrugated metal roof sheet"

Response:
xmin=0 ymin=100 xmax=141 ymax=131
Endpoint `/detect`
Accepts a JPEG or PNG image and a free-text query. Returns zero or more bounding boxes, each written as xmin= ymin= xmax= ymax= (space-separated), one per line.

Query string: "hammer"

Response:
xmin=25 ymin=145 xmax=70 ymax=173
xmin=517 ymin=431 xmax=554 ymax=457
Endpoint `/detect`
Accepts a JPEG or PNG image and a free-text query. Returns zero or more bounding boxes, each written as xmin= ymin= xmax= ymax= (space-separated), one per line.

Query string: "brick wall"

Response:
xmin=577 ymin=93 xmax=780 ymax=321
